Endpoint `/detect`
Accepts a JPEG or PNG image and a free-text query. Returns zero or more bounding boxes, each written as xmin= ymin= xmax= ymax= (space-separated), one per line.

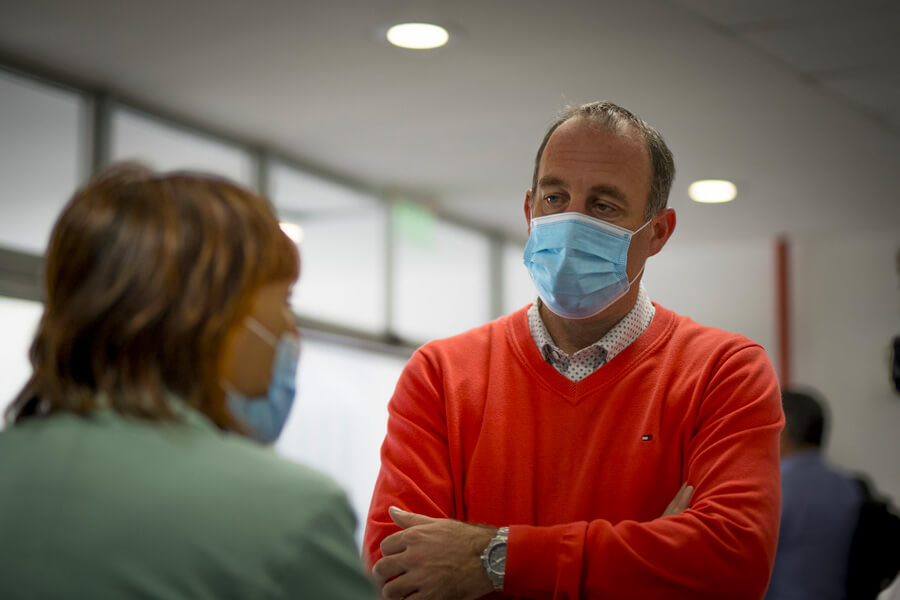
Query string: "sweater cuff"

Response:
xmin=505 ymin=522 xmax=587 ymax=598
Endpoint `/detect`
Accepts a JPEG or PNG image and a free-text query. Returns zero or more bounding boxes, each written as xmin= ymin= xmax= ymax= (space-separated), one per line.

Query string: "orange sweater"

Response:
xmin=364 ymin=304 xmax=783 ymax=600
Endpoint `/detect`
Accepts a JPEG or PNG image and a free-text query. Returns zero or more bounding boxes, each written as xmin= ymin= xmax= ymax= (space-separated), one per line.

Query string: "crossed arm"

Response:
xmin=372 ymin=484 xmax=696 ymax=600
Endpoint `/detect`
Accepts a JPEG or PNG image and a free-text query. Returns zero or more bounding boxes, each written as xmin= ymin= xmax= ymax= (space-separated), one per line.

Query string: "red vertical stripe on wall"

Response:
xmin=776 ymin=237 xmax=791 ymax=388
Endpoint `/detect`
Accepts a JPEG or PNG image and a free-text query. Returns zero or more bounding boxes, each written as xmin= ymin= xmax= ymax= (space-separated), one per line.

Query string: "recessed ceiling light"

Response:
xmin=689 ymin=179 xmax=737 ymax=204
xmin=386 ymin=22 xmax=449 ymax=49
xmin=279 ymin=222 xmax=304 ymax=244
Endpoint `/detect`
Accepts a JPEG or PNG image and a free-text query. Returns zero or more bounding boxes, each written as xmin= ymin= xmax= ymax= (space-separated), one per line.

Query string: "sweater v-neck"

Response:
xmin=506 ymin=302 xmax=677 ymax=403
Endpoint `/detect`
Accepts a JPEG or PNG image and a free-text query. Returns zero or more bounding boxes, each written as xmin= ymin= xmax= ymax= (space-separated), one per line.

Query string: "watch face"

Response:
xmin=488 ymin=542 xmax=507 ymax=570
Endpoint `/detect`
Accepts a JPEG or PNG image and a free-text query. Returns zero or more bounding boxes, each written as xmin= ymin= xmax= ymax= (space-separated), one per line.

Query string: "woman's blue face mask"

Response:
xmin=224 ymin=316 xmax=300 ymax=444
xmin=523 ymin=212 xmax=650 ymax=320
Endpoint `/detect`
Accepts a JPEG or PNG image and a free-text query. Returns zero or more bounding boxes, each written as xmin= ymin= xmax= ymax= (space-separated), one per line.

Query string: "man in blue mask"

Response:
xmin=366 ymin=102 xmax=783 ymax=600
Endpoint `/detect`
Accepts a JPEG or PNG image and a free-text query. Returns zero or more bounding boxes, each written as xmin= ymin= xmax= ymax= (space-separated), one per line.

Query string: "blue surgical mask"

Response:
xmin=225 ymin=316 xmax=300 ymax=444
xmin=523 ymin=212 xmax=650 ymax=320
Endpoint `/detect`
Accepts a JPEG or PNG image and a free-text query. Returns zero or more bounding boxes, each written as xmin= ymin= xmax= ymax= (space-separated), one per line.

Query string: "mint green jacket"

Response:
xmin=0 ymin=406 xmax=376 ymax=599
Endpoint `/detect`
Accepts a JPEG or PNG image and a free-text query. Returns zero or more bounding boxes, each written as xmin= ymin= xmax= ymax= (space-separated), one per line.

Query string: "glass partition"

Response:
xmin=112 ymin=107 xmax=254 ymax=185
xmin=392 ymin=215 xmax=491 ymax=342
xmin=0 ymin=70 xmax=85 ymax=254
xmin=270 ymin=163 xmax=388 ymax=334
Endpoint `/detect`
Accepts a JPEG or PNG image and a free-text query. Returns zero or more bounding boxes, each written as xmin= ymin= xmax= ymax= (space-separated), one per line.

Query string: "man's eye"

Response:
xmin=545 ymin=194 xmax=563 ymax=204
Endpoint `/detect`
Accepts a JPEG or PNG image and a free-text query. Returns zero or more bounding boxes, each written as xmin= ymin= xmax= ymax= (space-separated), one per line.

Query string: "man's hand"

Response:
xmin=372 ymin=506 xmax=495 ymax=600
xmin=372 ymin=486 xmax=693 ymax=599
xmin=661 ymin=482 xmax=695 ymax=518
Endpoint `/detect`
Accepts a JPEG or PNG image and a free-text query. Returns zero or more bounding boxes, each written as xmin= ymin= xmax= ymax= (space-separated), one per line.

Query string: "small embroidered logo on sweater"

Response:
xmin=641 ymin=434 xmax=653 ymax=441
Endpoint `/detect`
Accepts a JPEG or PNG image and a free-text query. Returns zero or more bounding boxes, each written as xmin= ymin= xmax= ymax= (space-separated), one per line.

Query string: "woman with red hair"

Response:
xmin=0 ymin=164 xmax=374 ymax=598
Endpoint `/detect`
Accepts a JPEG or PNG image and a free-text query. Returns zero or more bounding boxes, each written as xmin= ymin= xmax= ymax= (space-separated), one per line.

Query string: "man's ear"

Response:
xmin=524 ymin=190 xmax=533 ymax=234
xmin=648 ymin=208 xmax=676 ymax=257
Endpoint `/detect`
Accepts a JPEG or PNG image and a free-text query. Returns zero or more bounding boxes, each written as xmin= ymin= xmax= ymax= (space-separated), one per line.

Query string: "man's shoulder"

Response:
xmin=416 ymin=305 xmax=529 ymax=362
xmin=654 ymin=303 xmax=764 ymax=357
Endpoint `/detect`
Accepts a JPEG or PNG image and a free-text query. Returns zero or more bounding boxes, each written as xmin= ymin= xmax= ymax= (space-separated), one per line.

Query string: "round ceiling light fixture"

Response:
xmin=688 ymin=179 xmax=737 ymax=204
xmin=386 ymin=22 xmax=449 ymax=49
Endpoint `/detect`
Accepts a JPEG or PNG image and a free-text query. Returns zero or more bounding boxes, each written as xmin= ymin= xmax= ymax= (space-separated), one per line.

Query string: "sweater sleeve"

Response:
xmin=363 ymin=349 xmax=455 ymax=568
xmin=504 ymin=344 xmax=784 ymax=600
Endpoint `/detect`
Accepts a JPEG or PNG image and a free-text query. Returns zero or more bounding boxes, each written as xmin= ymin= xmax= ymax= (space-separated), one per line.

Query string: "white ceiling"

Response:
xmin=0 ymin=0 xmax=897 ymax=244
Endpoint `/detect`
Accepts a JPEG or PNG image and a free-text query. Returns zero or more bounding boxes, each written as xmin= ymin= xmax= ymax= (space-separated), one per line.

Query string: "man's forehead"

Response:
xmin=540 ymin=119 xmax=649 ymax=177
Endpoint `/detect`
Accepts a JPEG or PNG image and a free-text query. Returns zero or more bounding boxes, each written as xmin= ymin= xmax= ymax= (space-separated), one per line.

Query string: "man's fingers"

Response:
xmin=381 ymin=573 xmax=418 ymax=600
xmin=380 ymin=530 xmax=407 ymax=557
xmin=371 ymin=554 xmax=406 ymax=586
xmin=661 ymin=482 xmax=695 ymax=517
xmin=661 ymin=483 xmax=685 ymax=517
xmin=674 ymin=485 xmax=694 ymax=512
xmin=388 ymin=505 xmax=437 ymax=529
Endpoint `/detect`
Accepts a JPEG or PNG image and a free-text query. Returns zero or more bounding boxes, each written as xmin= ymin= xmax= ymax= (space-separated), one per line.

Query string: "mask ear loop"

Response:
xmin=627 ymin=263 xmax=646 ymax=287
xmin=220 ymin=317 xmax=282 ymax=398
xmin=244 ymin=316 xmax=279 ymax=348
xmin=626 ymin=217 xmax=654 ymax=287
xmin=631 ymin=218 xmax=653 ymax=236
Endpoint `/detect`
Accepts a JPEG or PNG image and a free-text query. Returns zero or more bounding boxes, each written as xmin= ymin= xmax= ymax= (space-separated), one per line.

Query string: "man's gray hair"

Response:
xmin=531 ymin=101 xmax=675 ymax=218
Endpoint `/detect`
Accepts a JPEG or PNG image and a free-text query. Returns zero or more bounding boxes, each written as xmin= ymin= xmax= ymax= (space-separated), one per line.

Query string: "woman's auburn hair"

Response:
xmin=4 ymin=163 xmax=299 ymax=430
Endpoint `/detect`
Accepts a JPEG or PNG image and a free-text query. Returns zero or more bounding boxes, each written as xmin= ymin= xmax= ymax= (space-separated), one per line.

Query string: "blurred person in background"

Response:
xmin=365 ymin=101 xmax=783 ymax=600
xmin=0 ymin=164 xmax=375 ymax=599
xmin=765 ymin=389 xmax=863 ymax=600
xmin=885 ymin=250 xmax=900 ymax=600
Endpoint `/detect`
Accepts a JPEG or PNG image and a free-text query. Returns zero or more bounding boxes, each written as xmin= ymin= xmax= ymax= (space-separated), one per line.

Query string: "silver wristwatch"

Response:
xmin=480 ymin=526 xmax=509 ymax=591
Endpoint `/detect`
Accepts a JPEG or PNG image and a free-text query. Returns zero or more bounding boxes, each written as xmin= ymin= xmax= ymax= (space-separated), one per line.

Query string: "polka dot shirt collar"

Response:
xmin=527 ymin=283 xmax=656 ymax=382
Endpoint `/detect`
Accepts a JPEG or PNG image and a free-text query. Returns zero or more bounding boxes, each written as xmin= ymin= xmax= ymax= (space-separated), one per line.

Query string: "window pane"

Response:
xmin=503 ymin=241 xmax=535 ymax=314
xmin=0 ymin=70 xmax=85 ymax=254
xmin=0 ymin=297 xmax=43 ymax=427
xmin=270 ymin=163 xmax=387 ymax=334
xmin=393 ymin=216 xmax=491 ymax=342
xmin=112 ymin=107 xmax=253 ymax=185
xmin=276 ymin=337 xmax=407 ymax=541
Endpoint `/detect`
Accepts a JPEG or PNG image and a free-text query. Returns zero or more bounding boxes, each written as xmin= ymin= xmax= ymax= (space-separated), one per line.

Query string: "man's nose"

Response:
xmin=563 ymin=198 xmax=590 ymax=215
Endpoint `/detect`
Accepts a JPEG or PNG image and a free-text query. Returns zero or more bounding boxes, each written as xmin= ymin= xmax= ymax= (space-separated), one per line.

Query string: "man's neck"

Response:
xmin=538 ymin=288 xmax=639 ymax=355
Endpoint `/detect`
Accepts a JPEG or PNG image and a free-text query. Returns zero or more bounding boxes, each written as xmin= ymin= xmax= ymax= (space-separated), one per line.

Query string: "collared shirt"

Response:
xmin=527 ymin=283 xmax=655 ymax=382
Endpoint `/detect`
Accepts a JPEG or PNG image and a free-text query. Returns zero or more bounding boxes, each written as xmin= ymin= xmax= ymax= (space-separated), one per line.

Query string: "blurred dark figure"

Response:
xmin=850 ymin=473 xmax=900 ymax=599
xmin=0 ymin=164 xmax=375 ymax=599
xmin=765 ymin=389 xmax=863 ymax=600
xmin=869 ymin=246 xmax=900 ymax=600
xmin=893 ymin=247 xmax=900 ymax=395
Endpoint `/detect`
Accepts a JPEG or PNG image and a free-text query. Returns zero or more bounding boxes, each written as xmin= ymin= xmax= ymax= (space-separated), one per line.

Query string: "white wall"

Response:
xmin=792 ymin=231 xmax=900 ymax=502
xmin=643 ymin=237 xmax=778 ymax=366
